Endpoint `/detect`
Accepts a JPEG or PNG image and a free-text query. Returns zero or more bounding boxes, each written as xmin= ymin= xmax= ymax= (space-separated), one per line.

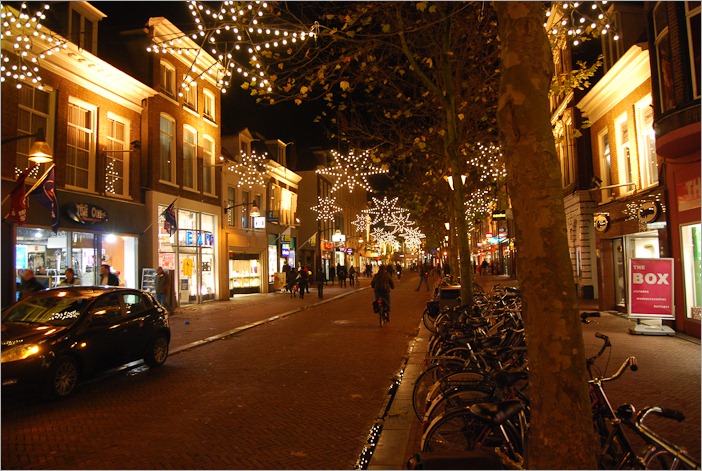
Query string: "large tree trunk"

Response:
xmin=494 ymin=2 xmax=597 ymax=469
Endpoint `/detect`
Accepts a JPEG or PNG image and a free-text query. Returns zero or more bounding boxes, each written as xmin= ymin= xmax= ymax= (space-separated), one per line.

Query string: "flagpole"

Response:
xmin=0 ymin=164 xmax=39 ymax=207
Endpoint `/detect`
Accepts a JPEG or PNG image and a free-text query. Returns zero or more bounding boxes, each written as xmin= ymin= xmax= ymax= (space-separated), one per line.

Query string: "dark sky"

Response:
xmin=93 ymin=1 xmax=331 ymax=149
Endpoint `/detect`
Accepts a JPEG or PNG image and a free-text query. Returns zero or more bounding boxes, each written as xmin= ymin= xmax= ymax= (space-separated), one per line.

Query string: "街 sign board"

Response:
xmin=628 ymin=258 xmax=674 ymax=320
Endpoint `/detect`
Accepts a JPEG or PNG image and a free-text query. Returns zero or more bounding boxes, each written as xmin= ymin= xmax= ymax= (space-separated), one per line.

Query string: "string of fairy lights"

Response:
xmin=0 ymin=3 xmax=67 ymax=90
xmin=226 ymin=149 xmax=272 ymax=189
xmin=146 ymin=1 xmax=317 ymax=94
xmin=545 ymin=1 xmax=619 ymax=47
xmin=311 ymin=196 xmax=343 ymax=222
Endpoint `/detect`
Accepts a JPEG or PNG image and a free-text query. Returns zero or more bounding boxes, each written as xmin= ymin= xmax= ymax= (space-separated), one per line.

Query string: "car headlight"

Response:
xmin=1 ymin=344 xmax=41 ymax=363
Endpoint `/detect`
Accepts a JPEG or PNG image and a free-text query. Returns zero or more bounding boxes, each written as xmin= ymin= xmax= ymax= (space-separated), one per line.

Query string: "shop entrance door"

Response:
xmin=178 ymin=249 xmax=199 ymax=305
xmin=613 ymin=237 xmax=626 ymax=308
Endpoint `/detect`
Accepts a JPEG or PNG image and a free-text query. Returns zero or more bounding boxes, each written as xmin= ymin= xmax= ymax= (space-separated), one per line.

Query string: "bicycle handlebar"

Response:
xmin=580 ymin=311 xmax=601 ymax=324
xmin=586 ymin=332 xmax=611 ymax=365
xmin=589 ymin=355 xmax=638 ymax=383
xmin=638 ymin=406 xmax=686 ymax=425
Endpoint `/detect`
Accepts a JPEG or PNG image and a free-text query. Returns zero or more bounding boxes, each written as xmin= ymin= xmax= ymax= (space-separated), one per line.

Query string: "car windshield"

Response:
xmin=2 ymin=292 xmax=98 ymax=327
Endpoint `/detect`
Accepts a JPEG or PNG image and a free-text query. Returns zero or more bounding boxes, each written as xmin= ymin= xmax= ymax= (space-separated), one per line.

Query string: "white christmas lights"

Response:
xmin=227 ymin=149 xmax=272 ymax=189
xmin=545 ymin=1 xmax=618 ymax=47
xmin=311 ymin=196 xmax=343 ymax=221
xmin=316 ymin=149 xmax=388 ymax=193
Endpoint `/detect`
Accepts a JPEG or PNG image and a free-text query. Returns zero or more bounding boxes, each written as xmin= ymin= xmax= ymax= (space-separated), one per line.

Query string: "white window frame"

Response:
xmin=66 ymin=97 xmax=97 ymax=192
xmin=686 ymin=1 xmax=701 ymax=99
xmin=598 ymin=128 xmax=613 ymax=202
xmin=159 ymin=113 xmax=176 ymax=185
xmin=203 ymin=89 xmax=215 ymax=121
xmin=634 ymin=96 xmax=658 ymax=189
xmin=615 ymin=113 xmax=635 ymax=197
xmin=183 ymin=79 xmax=197 ymax=111
xmin=15 ymin=84 xmax=54 ymax=177
xmin=104 ymin=112 xmax=131 ymax=198
xmin=653 ymin=2 xmax=675 ymax=112
xmin=160 ymin=60 xmax=176 ymax=98
xmin=203 ymin=135 xmax=215 ymax=196
xmin=183 ymin=125 xmax=198 ymax=191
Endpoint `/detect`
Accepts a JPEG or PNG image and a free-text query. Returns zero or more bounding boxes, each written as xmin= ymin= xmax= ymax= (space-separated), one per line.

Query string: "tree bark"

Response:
xmin=494 ymin=2 xmax=597 ymax=469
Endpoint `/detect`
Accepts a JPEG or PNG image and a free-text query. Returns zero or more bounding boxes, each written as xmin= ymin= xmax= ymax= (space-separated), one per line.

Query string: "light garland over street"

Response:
xmin=311 ymin=196 xmax=343 ymax=221
xmin=316 ymin=149 xmax=388 ymax=194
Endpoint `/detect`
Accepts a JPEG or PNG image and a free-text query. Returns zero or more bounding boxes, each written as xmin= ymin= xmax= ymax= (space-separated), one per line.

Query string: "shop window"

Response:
xmin=105 ymin=113 xmax=130 ymax=198
xmin=66 ymin=98 xmax=97 ymax=192
xmin=183 ymin=125 xmax=197 ymax=191
xmin=16 ymin=85 xmax=53 ymax=177
xmin=159 ymin=114 xmax=176 ymax=184
xmin=681 ymin=223 xmax=701 ymax=320
xmin=241 ymin=190 xmax=251 ymax=229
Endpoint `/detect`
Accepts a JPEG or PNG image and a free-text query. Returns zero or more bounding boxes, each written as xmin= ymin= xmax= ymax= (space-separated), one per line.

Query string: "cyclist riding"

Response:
xmin=371 ymin=264 xmax=395 ymax=319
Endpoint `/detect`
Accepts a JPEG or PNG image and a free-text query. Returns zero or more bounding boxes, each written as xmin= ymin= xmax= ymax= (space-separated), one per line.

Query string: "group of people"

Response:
xmin=17 ymin=264 xmax=122 ymax=300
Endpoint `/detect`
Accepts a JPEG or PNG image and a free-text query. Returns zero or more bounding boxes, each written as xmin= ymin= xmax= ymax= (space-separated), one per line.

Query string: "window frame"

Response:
xmin=202 ymin=135 xmax=215 ymax=196
xmin=182 ymin=79 xmax=197 ymax=111
xmin=685 ymin=1 xmax=701 ymax=99
xmin=183 ymin=125 xmax=198 ymax=191
xmin=634 ymin=96 xmax=659 ymax=190
xmin=65 ymin=97 xmax=97 ymax=192
xmin=15 ymin=84 xmax=54 ymax=178
xmin=598 ymin=128 xmax=613 ymax=202
xmin=653 ymin=2 xmax=675 ymax=112
xmin=160 ymin=60 xmax=176 ymax=98
xmin=203 ymin=89 xmax=216 ymax=121
xmin=615 ymin=112 xmax=635 ymax=197
xmin=104 ymin=112 xmax=131 ymax=198
xmin=159 ymin=113 xmax=177 ymax=185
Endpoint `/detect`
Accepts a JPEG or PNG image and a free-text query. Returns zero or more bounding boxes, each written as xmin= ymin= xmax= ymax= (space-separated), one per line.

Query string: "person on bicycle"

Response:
xmin=371 ymin=264 xmax=395 ymax=314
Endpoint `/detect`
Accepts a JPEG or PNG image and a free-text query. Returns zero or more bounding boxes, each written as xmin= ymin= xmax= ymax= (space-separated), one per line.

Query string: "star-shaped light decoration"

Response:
xmin=362 ymin=196 xmax=401 ymax=225
xmin=316 ymin=149 xmax=388 ymax=193
xmin=352 ymin=213 xmax=370 ymax=234
xmin=466 ymin=143 xmax=507 ymax=184
xmin=385 ymin=211 xmax=415 ymax=235
xmin=227 ymin=149 xmax=272 ymax=189
xmin=371 ymin=227 xmax=397 ymax=247
xmin=1 ymin=3 xmax=68 ymax=90
xmin=311 ymin=196 xmax=343 ymax=221
xmin=146 ymin=1 xmax=317 ymax=94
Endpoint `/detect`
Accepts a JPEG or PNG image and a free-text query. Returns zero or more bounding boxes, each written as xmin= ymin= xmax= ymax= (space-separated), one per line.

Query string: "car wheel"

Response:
xmin=144 ymin=334 xmax=169 ymax=367
xmin=47 ymin=356 xmax=80 ymax=399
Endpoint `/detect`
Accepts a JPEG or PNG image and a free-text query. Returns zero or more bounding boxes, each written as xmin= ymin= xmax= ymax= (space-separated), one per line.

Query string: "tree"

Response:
xmin=494 ymin=2 xmax=597 ymax=468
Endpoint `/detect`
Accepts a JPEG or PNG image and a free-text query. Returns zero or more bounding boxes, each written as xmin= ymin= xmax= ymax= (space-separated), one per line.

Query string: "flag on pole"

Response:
xmin=5 ymin=165 xmax=38 ymax=225
xmin=161 ymin=198 xmax=178 ymax=236
xmin=28 ymin=165 xmax=59 ymax=234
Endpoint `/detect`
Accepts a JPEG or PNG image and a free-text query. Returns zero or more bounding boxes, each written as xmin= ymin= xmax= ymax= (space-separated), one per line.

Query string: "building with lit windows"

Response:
xmin=1 ymin=2 xmax=157 ymax=305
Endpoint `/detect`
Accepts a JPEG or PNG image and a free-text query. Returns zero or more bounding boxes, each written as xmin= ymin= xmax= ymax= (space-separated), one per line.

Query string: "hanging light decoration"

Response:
xmin=544 ymin=1 xmax=618 ymax=47
xmin=352 ymin=213 xmax=370 ymax=234
xmin=1 ymin=3 xmax=68 ymax=90
xmin=362 ymin=196 xmax=402 ymax=226
xmin=227 ymin=149 xmax=272 ymax=189
xmin=311 ymin=196 xmax=342 ymax=221
xmin=146 ymin=1 xmax=318 ymax=94
xmin=316 ymin=149 xmax=388 ymax=193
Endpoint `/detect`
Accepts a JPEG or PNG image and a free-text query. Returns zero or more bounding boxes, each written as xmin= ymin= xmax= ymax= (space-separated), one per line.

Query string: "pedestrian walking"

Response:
xmin=18 ymin=269 xmax=45 ymax=300
xmin=282 ymin=261 xmax=292 ymax=293
xmin=286 ymin=266 xmax=296 ymax=297
xmin=100 ymin=264 xmax=120 ymax=286
xmin=304 ymin=265 xmax=311 ymax=294
xmin=296 ymin=266 xmax=309 ymax=299
xmin=338 ymin=264 xmax=347 ymax=288
xmin=481 ymin=259 xmax=489 ymax=276
xmin=349 ymin=265 xmax=356 ymax=287
xmin=315 ymin=265 xmax=325 ymax=299
xmin=329 ymin=265 xmax=336 ymax=286
xmin=415 ymin=263 xmax=430 ymax=291
xmin=59 ymin=267 xmax=80 ymax=286
xmin=154 ymin=266 xmax=170 ymax=308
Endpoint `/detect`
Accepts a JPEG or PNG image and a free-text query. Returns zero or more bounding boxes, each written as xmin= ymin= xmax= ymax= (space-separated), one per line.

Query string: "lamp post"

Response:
xmin=223 ymin=202 xmax=260 ymax=217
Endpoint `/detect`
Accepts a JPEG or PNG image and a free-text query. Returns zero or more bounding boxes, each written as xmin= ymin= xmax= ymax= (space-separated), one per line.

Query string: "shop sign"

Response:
xmin=492 ymin=212 xmax=506 ymax=219
xmin=266 ymin=210 xmax=279 ymax=223
xmin=594 ymin=214 xmax=609 ymax=232
xmin=677 ymin=176 xmax=700 ymax=212
xmin=346 ymin=248 xmax=354 ymax=255
xmin=65 ymin=203 xmax=108 ymax=224
xmin=281 ymin=243 xmax=290 ymax=257
xmin=637 ymin=201 xmax=660 ymax=224
xmin=323 ymin=241 xmax=334 ymax=251
xmin=628 ymin=258 xmax=674 ymax=320
xmin=253 ymin=216 xmax=266 ymax=229
xmin=182 ymin=230 xmax=214 ymax=247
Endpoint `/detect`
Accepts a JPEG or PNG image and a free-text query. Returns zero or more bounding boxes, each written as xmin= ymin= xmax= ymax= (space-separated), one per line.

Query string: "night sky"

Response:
xmin=93 ymin=1 xmax=332 ymax=149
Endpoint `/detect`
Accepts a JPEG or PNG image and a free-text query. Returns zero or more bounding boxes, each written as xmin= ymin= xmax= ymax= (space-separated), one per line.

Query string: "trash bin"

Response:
xmin=439 ymin=285 xmax=461 ymax=308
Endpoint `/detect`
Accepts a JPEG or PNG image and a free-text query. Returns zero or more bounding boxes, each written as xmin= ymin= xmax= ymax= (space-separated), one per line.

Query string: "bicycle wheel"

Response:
xmin=423 ymin=385 xmax=494 ymax=430
xmin=642 ymin=446 xmax=698 ymax=470
xmin=423 ymin=308 xmax=438 ymax=332
xmin=412 ymin=359 xmax=467 ymax=419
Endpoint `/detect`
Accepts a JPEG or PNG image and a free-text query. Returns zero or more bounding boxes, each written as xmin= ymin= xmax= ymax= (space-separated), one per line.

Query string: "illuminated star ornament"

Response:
xmin=316 ymin=149 xmax=388 ymax=193
xmin=1 ymin=3 xmax=68 ymax=90
xmin=352 ymin=213 xmax=370 ymax=234
xmin=147 ymin=1 xmax=317 ymax=94
xmin=227 ymin=150 xmax=272 ymax=189
xmin=311 ymin=196 xmax=342 ymax=221
xmin=362 ymin=196 xmax=402 ymax=225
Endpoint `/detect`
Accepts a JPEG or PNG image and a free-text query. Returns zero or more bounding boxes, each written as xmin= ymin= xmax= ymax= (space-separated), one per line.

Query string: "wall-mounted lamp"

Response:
xmin=223 ymin=201 xmax=260 ymax=217
xmin=2 ymin=127 xmax=53 ymax=164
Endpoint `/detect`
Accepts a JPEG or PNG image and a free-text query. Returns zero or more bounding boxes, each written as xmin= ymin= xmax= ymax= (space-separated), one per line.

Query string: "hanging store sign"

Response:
xmin=594 ymin=214 xmax=609 ymax=232
xmin=628 ymin=258 xmax=674 ymax=320
xmin=65 ymin=203 xmax=108 ymax=225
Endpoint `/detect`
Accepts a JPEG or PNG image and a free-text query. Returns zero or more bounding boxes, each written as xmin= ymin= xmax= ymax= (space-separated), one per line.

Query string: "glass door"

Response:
xmin=613 ymin=237 xmax=627 ymax=307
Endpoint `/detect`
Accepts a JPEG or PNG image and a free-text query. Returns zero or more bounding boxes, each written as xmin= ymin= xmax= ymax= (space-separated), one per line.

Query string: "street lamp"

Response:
xmin=1 ymin=127 xmax=53 ymax=164
xmin=223 ymin=201 xmax=260 ymax=217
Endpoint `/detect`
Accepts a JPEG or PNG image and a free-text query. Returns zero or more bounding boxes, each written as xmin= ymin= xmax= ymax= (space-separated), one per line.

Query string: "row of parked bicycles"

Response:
xmin=407 ymin=280 xmax=700 ymax=470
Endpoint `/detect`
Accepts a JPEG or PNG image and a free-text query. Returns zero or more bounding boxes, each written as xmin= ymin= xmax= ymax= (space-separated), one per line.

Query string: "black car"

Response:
xmin=2 ymin=286 xmax=170 ymax=399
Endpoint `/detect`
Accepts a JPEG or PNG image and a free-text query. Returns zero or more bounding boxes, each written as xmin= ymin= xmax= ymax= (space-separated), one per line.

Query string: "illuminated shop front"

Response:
xmin=157 ymin=205 xmax=216 ymax=304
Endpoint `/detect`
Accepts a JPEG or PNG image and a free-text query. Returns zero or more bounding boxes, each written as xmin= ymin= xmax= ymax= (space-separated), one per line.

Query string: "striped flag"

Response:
xmin=161 ymin=198 xmax=178 ymax=236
